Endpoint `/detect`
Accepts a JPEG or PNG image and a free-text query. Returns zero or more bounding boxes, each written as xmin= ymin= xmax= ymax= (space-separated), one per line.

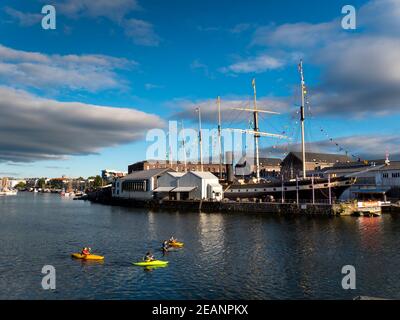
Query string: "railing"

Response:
xmin=230 ymin=198 xmax=348 ymax=205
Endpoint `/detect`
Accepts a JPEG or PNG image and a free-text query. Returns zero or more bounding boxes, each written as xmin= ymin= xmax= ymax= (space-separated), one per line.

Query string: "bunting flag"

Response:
xmin=319 ymin=127 xmax=360 ymax=160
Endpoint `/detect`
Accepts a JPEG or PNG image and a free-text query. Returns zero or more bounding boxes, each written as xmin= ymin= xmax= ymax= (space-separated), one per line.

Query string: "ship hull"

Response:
xmin=225 ymin=177 xmax=355 ymax=202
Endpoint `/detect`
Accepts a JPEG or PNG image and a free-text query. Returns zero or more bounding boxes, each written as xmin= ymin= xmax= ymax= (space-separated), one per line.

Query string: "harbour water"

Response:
xmin=1 ymin=192 xmax=399 ymax=300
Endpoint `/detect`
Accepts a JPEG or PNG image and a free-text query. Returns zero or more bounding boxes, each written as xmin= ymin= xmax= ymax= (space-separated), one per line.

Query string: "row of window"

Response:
xmin=382 ymin=172 xmax=400 ymax=178
xmin=122 ymin=180 xmax=147 ymax=192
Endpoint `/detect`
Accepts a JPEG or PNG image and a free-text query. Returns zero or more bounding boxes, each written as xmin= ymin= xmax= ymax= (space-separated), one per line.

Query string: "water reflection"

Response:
xmin=1 ymin=193 xmax=400 ymax=299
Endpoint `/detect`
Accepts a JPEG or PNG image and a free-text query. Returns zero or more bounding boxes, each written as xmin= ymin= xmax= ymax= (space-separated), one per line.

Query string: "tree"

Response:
xmin=15 ymin=181 xmax=26 ymax=189
xmin=38 ymin=178 xmax=46 ymax=189
xmin=93 ymin=175 xmax=103 ymax=188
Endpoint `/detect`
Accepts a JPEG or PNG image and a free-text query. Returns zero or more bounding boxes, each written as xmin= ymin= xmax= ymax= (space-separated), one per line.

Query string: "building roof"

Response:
xmin=236 ymin=157 xmax=282 ymax=167
xmin=288 ymin=152 xmax=351 ymax=164
xmin=121 ymin=168 xmax=172 ymax=181
xmin=167 ymin=172 xmax=185 ymax=178
xmin=189 ymin=171 xmax=219 ymax=180
xmin=317 ymin=161 xmax=400 ymax=175
xmin=171 ymin=186 xmax=197 ymax=192
xmin=154 ymin=186 xmax=175 ymax=192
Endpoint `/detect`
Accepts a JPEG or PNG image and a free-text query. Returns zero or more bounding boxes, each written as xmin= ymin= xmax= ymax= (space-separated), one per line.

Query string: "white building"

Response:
xmin=101 ymin=169 xmax=127 ymax=183
xmin=155 ymin=171 xmax=223 ymax=201
xmin=112 ymin=168 xmax=172 ymax=200
xmin=319 ymin=161 xmax=400 ymax=201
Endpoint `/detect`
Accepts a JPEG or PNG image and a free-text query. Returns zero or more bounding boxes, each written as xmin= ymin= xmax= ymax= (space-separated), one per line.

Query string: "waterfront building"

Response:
xmin=3 ymin=179 xmax=26 ymax=189
xmin=155 ymin=171 xmax=223 ymax=201
xmin=235 ymin=156 xmax=281 ymax=179
xmin=101 ymin=169 xmax=127 ymax=183
xmin=281 ymin=152 xmax=352 ymax=180
xmin=315 ymin=160 xmax=400 ymax=201
xmin=112 ymin=168 xmax=173 ymax=200
xmin=128 ymin=160 xmax=226 ymax=178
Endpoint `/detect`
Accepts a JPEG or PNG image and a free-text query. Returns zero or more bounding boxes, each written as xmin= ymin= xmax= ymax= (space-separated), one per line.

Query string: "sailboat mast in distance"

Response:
xmin=299 ymin=60 xmax=307 ymax=179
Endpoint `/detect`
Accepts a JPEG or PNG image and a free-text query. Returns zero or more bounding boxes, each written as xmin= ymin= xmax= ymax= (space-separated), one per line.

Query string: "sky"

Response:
xmin=0 ymin=0 xmax=399 ymax=178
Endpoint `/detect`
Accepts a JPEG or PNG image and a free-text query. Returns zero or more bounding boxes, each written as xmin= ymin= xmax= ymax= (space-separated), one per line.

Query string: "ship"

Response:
xmin=223 ymin=61 xmax=356 ymax=203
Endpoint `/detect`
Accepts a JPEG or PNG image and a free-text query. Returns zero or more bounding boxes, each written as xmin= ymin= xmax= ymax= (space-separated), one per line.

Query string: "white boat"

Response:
xmin=0 ymin=177 xmax=18 ymax=196
xmin=0 ymin=189 xmax=18 ymax=196
xmin=62 ymin=192 xmax=75 ymax=198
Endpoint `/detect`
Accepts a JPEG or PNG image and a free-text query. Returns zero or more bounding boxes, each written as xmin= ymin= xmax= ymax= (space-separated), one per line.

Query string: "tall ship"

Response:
xmin=224 ymin=61 xmax=357 ymax=202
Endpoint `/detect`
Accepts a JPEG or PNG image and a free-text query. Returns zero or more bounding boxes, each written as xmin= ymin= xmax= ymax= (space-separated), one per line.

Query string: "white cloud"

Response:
xmin=6 ymin=1 xmax=160 ymax=47
xmin=359 ymin=0 xmax=400 ymax=34
xmin=170 ymin=97 xmax=290 ymax=123
xmin=0 ymin=44 xmax=136 ymax=92
xmin=220 ymin=54 xmax=284 ymax=74
xmin=55 ymin=0 xmax=141 ymax=22
xmin=145 ymin=83 xmax=163 ymax=90
xmin=4 ymin=7 xmax=42 ymax=26
xmin=123 ymin=18 xmax=160 ymax=46
xmin=310 ymin=36 xmax=400 ymax=116
xmin=252 ymin=21 xmax=340 ymax=49
xmin=0 ymin=86 xmax=164 ymax=162
xmin=230 ymin=23 xmax=253 ymax=34
xmin=261 ymin=134 xmax=400 ymax=160
xmin=246 ymin=0 xmax=400 ymax=117
xmin=190 ymin=59 xmax=214 ymax=78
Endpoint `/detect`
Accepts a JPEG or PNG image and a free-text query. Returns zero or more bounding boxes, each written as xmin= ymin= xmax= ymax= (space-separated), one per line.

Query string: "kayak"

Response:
xmin=71 ymin=253 xmax=104 ymax=260
xmin=133 ymin=260 xmax=169 ymax=267
xmin=169 ymin=241 xmax=184 ymax=248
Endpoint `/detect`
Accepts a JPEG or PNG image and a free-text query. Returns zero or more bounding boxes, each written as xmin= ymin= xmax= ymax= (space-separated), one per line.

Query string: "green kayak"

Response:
xmin=133 ymin=260 xmax=169 ymax=267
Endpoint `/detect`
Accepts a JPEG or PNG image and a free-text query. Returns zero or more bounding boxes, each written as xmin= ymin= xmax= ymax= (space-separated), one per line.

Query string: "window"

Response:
xmin=121 ymin=180 xmax=146 ymax=192
xmin=382 ymin=173 xmax=389 ymax=179
xmin=392 ymin=172 xmax=400 ymax=178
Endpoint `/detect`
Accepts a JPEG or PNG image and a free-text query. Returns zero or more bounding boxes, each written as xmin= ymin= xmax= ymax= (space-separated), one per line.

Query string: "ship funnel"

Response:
xmin=225 ymin=151 xmax=234 ymax=183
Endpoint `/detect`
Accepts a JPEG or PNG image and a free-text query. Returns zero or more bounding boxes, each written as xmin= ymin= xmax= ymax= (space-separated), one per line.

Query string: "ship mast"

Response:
xmin=228 ymin=79 xmax=287 ymax=183
xmin=196 ymin=107 xmax=204 ymax=172
xmin=181 ymin=120 xmax=187 ymax=172
xmin=217 ymin=96 xmax=223 ymax=179
xmin=252 ymin=79 xmax=261 ymax=181
xmin=299 ymin=60 xmax=307 ymax=179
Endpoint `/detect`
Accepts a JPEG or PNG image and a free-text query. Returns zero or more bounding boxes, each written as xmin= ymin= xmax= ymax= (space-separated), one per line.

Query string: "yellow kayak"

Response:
xmin=169 ymin=241 xmax=184 ymax=248
xmin=133 ymin=260 xmax=169 ymax=267
xmin=71 ymin=253 xmax=104 ymax=260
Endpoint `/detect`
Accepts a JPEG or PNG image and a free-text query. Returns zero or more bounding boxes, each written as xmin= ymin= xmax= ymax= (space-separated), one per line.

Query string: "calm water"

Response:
xmin=0 ymin=192 xmax=399 ymax=300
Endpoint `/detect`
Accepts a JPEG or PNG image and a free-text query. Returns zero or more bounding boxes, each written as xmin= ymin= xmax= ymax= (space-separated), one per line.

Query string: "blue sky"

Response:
xmin=0 ymin=0 xmax=399 ymax=178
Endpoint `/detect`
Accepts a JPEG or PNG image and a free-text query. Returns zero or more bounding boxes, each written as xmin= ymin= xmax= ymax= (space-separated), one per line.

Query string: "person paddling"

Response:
xmin=81 ymin=247 xmax=91 ymax=256
xmin=144 ymin=251 xmax=155 ymax=262
xmin=169 ymin=236 xmax=176 ymax=244
xmin=162 ymin=240 xmax=169 ymax=253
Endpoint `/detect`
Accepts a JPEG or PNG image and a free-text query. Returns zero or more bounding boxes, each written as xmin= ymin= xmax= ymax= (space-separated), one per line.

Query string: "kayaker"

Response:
xmin=162 ymin=240 xmax=169 ymax=253
xmin=81 ymin=247 xmax=91 ymax=255
xmin=144 ymin=252 xmax=155 ymax=262
xmin=169 ymin=236 xmax=176 ymax=244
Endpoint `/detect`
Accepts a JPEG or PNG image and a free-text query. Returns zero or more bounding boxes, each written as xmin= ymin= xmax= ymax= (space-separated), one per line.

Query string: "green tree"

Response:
xmin=37 ymin=178 xmax=46 ymax=189
xmin=15 ymin=181 xmax=26 ymax=189
xmin=93 ymin=175 xmax=103 ymax=188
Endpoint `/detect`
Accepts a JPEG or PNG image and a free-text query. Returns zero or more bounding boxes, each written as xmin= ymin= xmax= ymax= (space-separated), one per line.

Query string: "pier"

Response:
xmin=86 ymin=188 xmax=375 ymax=216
